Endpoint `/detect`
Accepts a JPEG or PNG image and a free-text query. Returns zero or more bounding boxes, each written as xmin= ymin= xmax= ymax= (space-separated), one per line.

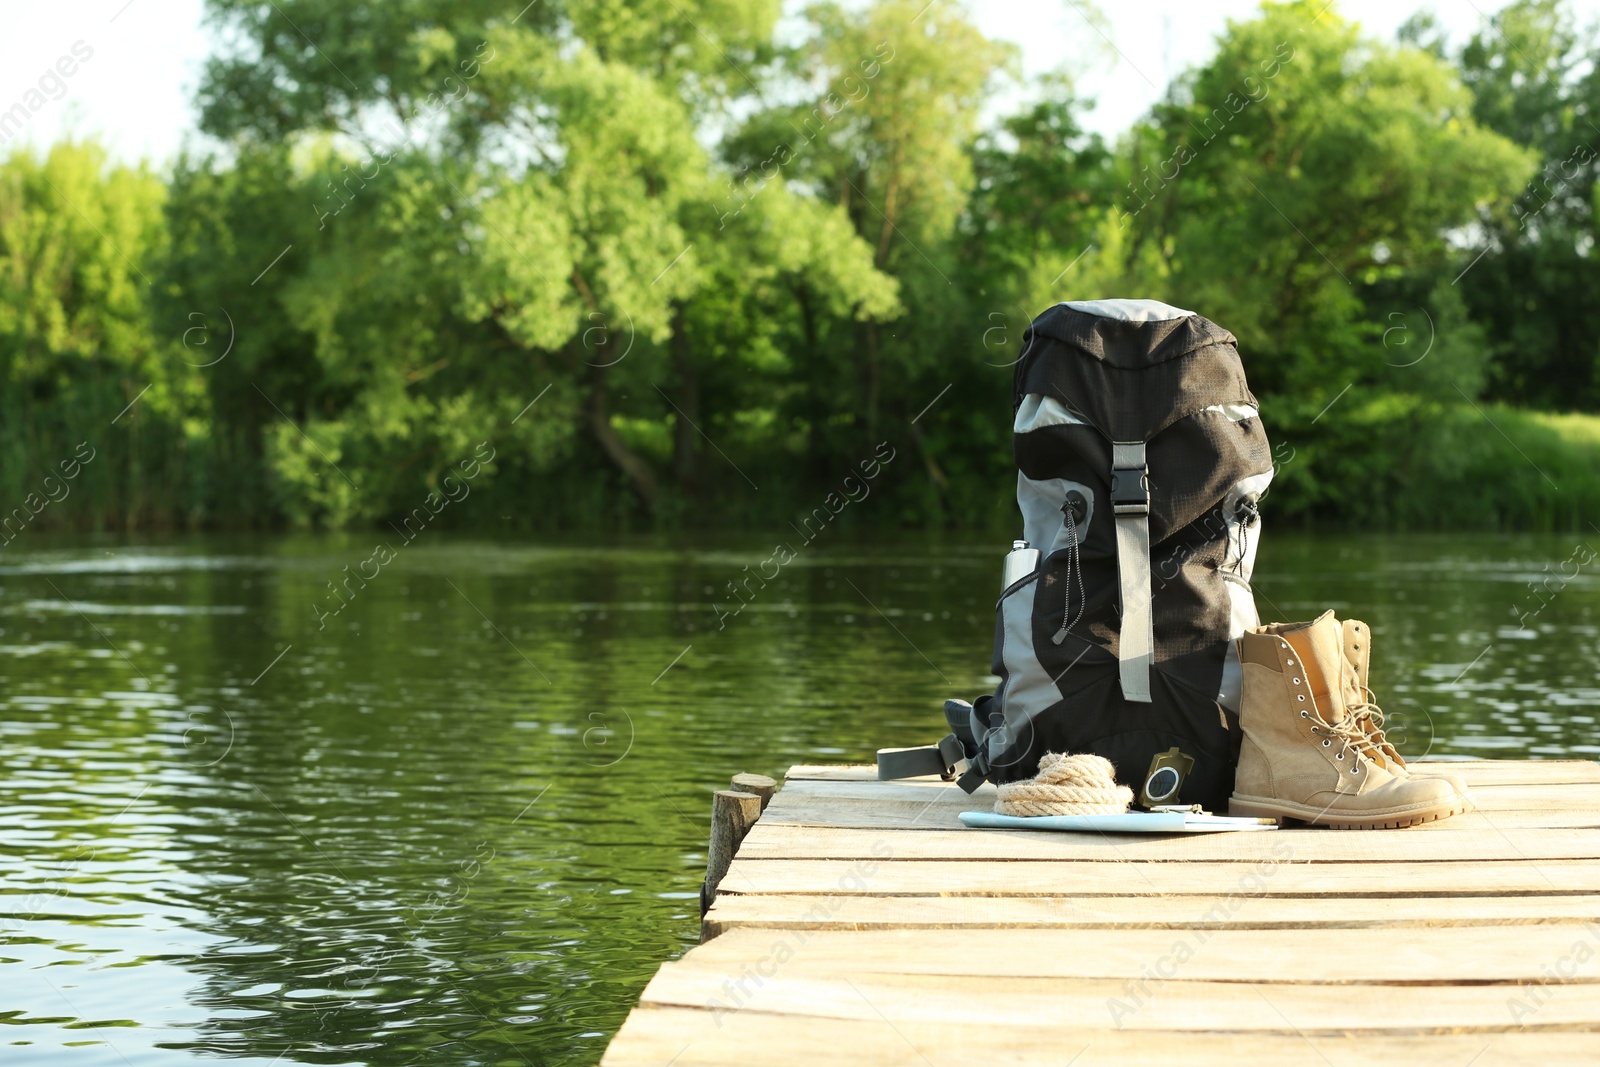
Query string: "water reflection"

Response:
xmin=0 ymin=533 xmax=1595 ymax=1065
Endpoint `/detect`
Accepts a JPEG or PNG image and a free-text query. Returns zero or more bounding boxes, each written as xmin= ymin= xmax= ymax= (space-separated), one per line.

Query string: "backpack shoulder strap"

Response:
xmin=1111 ymin=441 xmax=1155 ymax=703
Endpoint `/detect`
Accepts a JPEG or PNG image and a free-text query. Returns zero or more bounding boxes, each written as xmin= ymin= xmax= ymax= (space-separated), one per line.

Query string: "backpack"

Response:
xmin=879 ymin=299 xmax=1274 ymax=812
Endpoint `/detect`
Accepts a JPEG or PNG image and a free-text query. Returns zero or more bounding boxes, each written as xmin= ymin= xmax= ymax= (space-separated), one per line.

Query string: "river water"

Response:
xmin=2 ymin=532 xmax=1596 ymax=1065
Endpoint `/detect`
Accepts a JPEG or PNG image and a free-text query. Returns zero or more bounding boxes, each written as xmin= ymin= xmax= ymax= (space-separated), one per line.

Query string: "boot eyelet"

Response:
xmin=1297 ymin=695 xmax=1305 ymax=702
xmin=1321 ymin=739 xmax=1331 ymax=747
xmin=1292 ymin=677 xmax=1301 ymax=685
xmin=1351 ymin=766 xmax=1361 ymax=774
xmin=1336 ymin=753 xmax=1345 ymax=760
xmin=1300 ymin=711 xmax=1309 ymax=718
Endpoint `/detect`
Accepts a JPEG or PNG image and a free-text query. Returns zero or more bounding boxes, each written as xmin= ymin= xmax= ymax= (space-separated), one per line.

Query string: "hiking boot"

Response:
xmin=1229 ymin=612 xmax=1470 ymax=829
xmin=1341 ymin=619 xmax=1402 ymax=767
xmin=1342 ymin=619 xmax=1468 ymax=795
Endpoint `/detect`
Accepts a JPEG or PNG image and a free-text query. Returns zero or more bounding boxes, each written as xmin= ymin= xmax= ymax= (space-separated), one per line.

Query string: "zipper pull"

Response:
xmin=1051 ymin=497 xmax=1086 ymax=645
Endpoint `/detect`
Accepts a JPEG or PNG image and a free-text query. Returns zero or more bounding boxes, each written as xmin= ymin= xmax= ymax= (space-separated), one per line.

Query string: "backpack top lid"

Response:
xmin=1060 ymin=298 xmax=1194 ymax=323
xmin=1014 ymin=298 xmax=1256 ymax=443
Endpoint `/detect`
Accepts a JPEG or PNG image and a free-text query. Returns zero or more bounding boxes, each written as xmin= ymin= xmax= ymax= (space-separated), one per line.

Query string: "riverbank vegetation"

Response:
xmin=3 ymin=0 xmax=1598 ymax=535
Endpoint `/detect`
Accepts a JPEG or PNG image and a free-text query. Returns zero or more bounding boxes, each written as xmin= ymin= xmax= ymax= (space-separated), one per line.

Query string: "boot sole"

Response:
xmin=1228 ymin=793 xmax=1472 ymax=830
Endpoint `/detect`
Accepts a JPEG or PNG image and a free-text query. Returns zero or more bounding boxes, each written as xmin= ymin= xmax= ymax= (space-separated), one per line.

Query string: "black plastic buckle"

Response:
xmin=1110 ymin=465 xmax=1150 ymax=515
xmin=936 ymin=734 xmax=966 ymax=781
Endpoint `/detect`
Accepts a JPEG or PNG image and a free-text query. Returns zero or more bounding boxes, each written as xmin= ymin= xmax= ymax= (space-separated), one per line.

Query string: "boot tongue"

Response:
xmin=1341 ymin=619 xmax=1371 ymax=706
xmin=1341 ymin=618 xmax=1400 ymax=769
xmin=1281 ymin=611 xmax=1348 ymax=725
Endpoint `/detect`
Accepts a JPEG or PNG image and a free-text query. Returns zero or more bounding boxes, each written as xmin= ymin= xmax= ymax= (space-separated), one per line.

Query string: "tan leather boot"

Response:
xmin=1341 ymin=620 xmax=1402 ymax=767
xmin=1342 ymin=619 xmax=1469 ymax=795
xmin=1230 ymin=612 xmax=1470 ymax=829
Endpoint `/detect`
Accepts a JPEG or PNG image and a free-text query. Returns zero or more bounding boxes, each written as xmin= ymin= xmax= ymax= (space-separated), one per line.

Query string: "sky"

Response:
xmin=0 ymin=1 xmax=1591 ymax=166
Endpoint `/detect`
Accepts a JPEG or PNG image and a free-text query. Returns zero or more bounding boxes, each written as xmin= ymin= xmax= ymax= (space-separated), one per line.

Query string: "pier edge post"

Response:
xmin=701 ymin=788 xmax=764 ymax=917
xmin=729 ymin=772 xmax=777 ymax=810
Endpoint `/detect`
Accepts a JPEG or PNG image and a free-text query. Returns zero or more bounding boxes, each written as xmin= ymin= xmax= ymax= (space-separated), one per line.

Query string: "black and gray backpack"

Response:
xmin=880 ymin=299 xmax=1274 ymax=811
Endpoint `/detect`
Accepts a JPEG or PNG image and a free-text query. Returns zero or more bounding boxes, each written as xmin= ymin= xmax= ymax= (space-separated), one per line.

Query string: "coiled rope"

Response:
xmin=994 ymin=752 xmax=1133 ymax=816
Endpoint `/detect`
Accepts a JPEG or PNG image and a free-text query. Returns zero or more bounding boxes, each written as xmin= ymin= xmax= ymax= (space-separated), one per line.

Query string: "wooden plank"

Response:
xmin=774 ymin=777 xmax=1600 ymax=803
xmin=653 ymin=925 xmax=1600 ymax=984
xmin=776 ymin=777 xmax=986 ymax=798
xmin=734 ymin=822 xmax=1600 ymax=862
xmin=703 ymin=892 xmax=1600 ymax=936
xmin=640 ymin=967 xmax=1600 ymax=1032
xmin=769 ymin=778 xmax=1600 ymax=815
xmin=604 ymin=760 xmax=1600 ymax=1067
xmin=717 ymin=857 xmax=1600 ymax=896
xmin=758 ymin=795 xmax=1600 ymax=832
xmin=601 ymin=1006 xmax=1600 ymax=1066
xmin=784 ymin=764 xmax=882 ymax=781
xmin=785 ymin=759 xmax=1600 ymax=787
xmin=773 ymin=777 xmax=1600 ymax=803
xmin=1415 ymin=759 xmax=1600 ymax=785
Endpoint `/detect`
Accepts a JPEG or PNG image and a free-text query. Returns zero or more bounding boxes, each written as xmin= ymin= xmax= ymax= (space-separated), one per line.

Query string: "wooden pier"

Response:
xmin=603 ymin=759 xmax=1600 ymax=1066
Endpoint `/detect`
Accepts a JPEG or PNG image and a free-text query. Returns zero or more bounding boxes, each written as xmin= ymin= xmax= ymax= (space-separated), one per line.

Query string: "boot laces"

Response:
xmin=1310 ymin=706 xmax=1384 ymax=766
xmin=1348 ymin=685 xmax=1402 ymax=759
xmin=1350 ymin=688 xmax=1386 ymax=735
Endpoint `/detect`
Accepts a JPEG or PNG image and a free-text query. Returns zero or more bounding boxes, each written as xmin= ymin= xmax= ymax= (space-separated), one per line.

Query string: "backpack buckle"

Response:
xmin=1110 ymin=464 xmax=1149 ymax=515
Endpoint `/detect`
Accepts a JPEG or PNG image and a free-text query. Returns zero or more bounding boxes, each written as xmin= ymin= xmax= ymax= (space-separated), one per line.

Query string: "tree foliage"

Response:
xmin=0 ymin=141 xmax=205 ymax=528
xmin=1451 ymin=0 xmax=1600 ymax=411
xmin=2 ymin=1 xmax=1594 ymax=534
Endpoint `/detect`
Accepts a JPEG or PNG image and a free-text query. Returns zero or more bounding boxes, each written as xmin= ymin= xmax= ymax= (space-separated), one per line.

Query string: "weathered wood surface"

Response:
xmin=702 ymin=789 xmax=763 ymax=907
xmin=604 ymin=1013 xmax=1600 ymax=1067
xmin=781 ymin=759 xmax=1600 ymax=785
xmin=735 ymin=823 xmax=1600 ymax=861
xmin=729 ymin=772 xmax=779 ymax=809
xmin=713 ymin=857 xmax=1600 ymax=895
xmin=602 ymin=759 xmax=1600 ymax=1066
xmin=703 ymin=892 xmax=1600 ymax=934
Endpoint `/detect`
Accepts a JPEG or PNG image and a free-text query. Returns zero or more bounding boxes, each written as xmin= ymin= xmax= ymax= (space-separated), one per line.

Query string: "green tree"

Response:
xmin=178 ymin=0 xmax=898 ymax=524
xmin=937 ymin=77 xmax=1125 ymax=519
xmin=9 ymin=0 xmax=1591 ymax=536
xmin=0 ymin=140 xmax=203 ymax=531
xmin=1453 ymin=0 xmax=1600 ymax=410
xmin=727 ymin=0 xmax=1016 ymax=513
xmin=1121 ymin=0 xmax=1533 ymax=404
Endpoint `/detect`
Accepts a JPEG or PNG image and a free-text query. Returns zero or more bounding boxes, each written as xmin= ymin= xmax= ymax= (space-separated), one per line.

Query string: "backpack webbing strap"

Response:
xmin=1111 ymin=441 xmax=1154 ymax=703
xmin=877 ymin=734 xmax=966 ymax=782
xmin=877 ymin=699 xmax=996 ymax=792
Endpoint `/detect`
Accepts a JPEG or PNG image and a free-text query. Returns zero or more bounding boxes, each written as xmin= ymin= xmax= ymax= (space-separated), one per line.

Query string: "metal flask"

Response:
xmin=1002 ymin=539 xmax=1039 ymax=590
